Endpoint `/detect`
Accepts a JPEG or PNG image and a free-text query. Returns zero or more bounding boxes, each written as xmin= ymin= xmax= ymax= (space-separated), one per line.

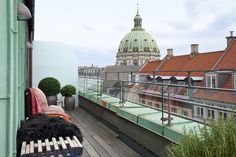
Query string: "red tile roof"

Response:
xmin=214 ymin=40 xmax=236 ymax=70
xmin=157 ymin=51 xmax=223 ymax=76
xmin=192 ymin=89 xmax=236 ymax=104
xmin=140 ymin=60 xmax=162 ymax=74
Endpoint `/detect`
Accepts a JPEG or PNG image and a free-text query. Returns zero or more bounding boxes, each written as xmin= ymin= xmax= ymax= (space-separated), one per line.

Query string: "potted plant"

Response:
xmin=60 ymin=85 xmax=76 ymax=110
xmin=38 ymin=77 xmax=61 ymax=105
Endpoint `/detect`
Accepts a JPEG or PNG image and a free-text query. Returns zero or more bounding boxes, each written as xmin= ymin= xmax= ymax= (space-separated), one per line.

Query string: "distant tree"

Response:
xmin=167 ymin=117 xmax=236 ymax=157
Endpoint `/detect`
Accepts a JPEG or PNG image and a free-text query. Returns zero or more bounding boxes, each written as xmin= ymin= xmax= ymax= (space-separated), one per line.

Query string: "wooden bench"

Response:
xmin=20 ymin=136 xmax=83 ymax=157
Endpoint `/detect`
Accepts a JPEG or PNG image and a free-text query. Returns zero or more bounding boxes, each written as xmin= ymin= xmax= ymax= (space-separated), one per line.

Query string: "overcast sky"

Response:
xmin=35 ymin=0 xmax=236 ymax=67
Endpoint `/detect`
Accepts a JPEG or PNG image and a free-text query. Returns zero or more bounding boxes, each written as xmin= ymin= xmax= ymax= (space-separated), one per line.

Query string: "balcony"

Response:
xmin=67 ymin=107 xmax=141 ymax=157
xmin=76 ymin=71 xmax=236 ymax=156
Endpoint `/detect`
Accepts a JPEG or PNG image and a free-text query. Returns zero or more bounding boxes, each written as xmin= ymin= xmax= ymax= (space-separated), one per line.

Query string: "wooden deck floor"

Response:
xmin=68 ymin=107 xmax=141 ymax=157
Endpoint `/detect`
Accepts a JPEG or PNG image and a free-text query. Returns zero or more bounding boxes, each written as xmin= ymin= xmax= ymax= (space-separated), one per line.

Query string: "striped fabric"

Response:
xmin=26 ymin=88 xmax=71 ymax=122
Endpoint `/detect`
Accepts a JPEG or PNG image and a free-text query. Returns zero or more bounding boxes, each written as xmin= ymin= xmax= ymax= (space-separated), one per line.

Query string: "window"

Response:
xmin=163 ymin=106 xmax=167 ymax=110
xmin=219 ymin=111 xmax=228 ymax=119
xmin=197 ymin=107 xmax=204 ymax=117
xmin=133 ymin=47 xmax=138 ymax=52
xmin=155 ymin=104 xmax=160 ymax=108
xmin=206 ymin=74 xmax=217 ymax=88
xmin=148 ymin=102 xmax=152 ymax=106
xmin=182 ymin=111 xmax=188 ymax=116
xmin=171 ymin=108 xmax=177 ymax=113
xmin=123 ymin=48 xmax=127 ymax=52
xmin=141 ymin=100 xmax=145 ymax=104
xmin=133 ymin=60 xmax=138 ymax=66
xmin=144 ymin=47 xmax=149 ymax=52
xmin=123 ymin=60 xmax=127 ymax=65
xmin=207 ymin=109 xmax=215 ymax=119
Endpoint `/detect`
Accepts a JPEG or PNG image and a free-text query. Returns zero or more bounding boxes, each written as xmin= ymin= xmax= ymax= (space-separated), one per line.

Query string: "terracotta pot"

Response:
xmin=46 ymin=95 xmax=57 ymax=105
xmin=64 ymin=96 xmax=75 ymax=111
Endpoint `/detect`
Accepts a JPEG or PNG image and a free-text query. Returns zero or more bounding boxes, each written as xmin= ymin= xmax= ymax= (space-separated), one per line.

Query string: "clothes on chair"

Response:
xmin=25 ymin=88 xmax=71 ymax=122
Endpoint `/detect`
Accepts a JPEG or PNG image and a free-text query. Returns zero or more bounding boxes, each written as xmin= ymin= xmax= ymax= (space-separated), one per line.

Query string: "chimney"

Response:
xmin=191 ymin=44 xmax=198 ymax=54
xmin=226 ymin=31 xmax=236 ymax=46
xmin=167 ymin=48 xmax=173 ymax=56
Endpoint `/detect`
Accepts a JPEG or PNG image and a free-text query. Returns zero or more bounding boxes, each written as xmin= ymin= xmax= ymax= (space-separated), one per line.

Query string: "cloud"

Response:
xmin=74 ymin=47 xmax=116 ymax=67
xmin=35 ymin=0 xmax=236 ymax=66
xmin=80 ymin=24 xmax=96 ymax=32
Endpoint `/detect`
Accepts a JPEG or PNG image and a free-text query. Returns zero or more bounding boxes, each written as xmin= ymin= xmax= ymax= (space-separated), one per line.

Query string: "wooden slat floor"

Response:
xmin=68 ymin=107 xmax=141 ymax=157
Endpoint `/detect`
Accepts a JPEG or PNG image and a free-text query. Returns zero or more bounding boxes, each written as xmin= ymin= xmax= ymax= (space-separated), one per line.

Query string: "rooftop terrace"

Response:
xmin=68 ymin=107 xmax=141 ymax=157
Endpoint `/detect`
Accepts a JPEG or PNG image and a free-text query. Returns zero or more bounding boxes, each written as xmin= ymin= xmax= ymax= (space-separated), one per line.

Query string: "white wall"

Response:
xmin=33 ymin=41 xmax=78 ymax=105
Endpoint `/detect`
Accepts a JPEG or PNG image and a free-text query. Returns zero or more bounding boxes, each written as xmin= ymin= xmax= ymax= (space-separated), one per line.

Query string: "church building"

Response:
xmin=116 ymin=8 xmax=160 ymax=66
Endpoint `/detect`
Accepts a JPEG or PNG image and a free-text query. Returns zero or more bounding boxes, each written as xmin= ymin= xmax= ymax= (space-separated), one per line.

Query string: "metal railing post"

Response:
xmin=161 ymin=84 xmax=164 ymax=126
xmin=161 ymin=85 xmax=173 ymax=127
xmin=188 ymin=71 xmax=191 ymax=97
xmin=152 ymin=72 xmax=155 ymax=84
xmin=119 ymin=81 xmax=124 ymax=107
xmin=83 ymin=75 xmax=85 ymax=91
xmin=131 ymin=72 xmax=133 ymax=82
xmin=97 ymin=72 xmax=99 ymax=97
xmin=167 ymin=86 xmax=172 ymax=126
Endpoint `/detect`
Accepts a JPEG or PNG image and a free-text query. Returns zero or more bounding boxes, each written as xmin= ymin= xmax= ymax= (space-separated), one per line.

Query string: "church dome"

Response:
xmin=116 ymin=9 xmax=160 ymax=66
xmin=118 ymin=30 xmax=159 ymax=53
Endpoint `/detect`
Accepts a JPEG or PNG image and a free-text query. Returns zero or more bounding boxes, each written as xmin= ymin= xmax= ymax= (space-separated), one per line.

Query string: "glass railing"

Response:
xmin=78 ymin=70 xmax=236 ymax=124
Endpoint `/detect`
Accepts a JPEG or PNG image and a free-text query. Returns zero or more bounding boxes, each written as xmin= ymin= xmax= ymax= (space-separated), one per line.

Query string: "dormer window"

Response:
xmin=206 ymin=74 xmax=217 ymax=88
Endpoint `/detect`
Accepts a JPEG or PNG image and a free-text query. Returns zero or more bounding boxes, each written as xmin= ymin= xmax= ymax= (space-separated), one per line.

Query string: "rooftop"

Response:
xmin=68 ymin=108 xmax=141 ymax=157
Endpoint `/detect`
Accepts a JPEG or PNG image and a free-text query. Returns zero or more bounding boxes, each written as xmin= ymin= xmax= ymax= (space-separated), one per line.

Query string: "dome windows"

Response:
xmin=133 ymin=59 xmax=138 ymax=66
xmin=144 ymin=39 xmax=147 ymax=41
xmin=123 ymin=48 xmax=128 ymax=52
xmin=133 ymin=47 xmax=139 ymax=52
xmin=123 ymin=60 xmax=127 ymax=65
xmin=144 ymin=47 xmax=149 ymax=52
xmin=134 ymin=39 xmax=138 ymax=41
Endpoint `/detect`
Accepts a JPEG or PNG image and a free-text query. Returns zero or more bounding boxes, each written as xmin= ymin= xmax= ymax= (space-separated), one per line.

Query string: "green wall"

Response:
xmin=0 ymin=0 xmax=29 ymax=156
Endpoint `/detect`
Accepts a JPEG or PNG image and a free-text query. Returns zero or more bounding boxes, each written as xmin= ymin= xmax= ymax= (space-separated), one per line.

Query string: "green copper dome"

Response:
xmin=118 ymin=10 xmax=159 ymax=53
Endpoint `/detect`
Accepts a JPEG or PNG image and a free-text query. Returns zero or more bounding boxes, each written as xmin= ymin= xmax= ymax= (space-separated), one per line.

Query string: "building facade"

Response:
xmin=116 ymin=9 xmax=160 ymax=66
xmin=137 ymin=34 xmax=236 ymax=121
xmin=78 ymin=65 xmax=105 ymax=79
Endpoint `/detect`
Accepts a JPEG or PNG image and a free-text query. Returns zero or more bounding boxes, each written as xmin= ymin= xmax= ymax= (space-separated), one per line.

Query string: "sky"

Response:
xmin=34 ymin=0 xmax=236 ymax=67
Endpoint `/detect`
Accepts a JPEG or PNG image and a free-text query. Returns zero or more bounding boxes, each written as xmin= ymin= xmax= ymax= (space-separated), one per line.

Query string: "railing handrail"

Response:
xmin=78 ymin=76 xmax=236 ymax=125
xmin=79 ymin=77 xmax=236 ymax=92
